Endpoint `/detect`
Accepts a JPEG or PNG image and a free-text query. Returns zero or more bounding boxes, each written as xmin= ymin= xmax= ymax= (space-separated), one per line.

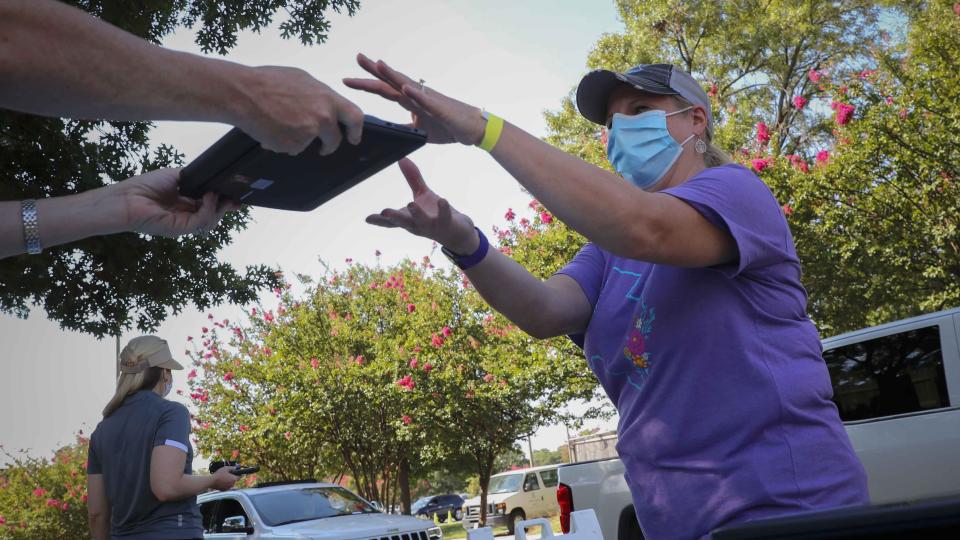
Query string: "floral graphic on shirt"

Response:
xmin=619 ymin=298 xmax=656 ymax=389
xmin=587 ymin=267 xmax=657 ymax=391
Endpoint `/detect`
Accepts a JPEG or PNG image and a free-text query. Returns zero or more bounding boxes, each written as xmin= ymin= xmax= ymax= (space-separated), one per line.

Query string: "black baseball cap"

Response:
xmin=576 ymin=63 xmax=713 ymax=132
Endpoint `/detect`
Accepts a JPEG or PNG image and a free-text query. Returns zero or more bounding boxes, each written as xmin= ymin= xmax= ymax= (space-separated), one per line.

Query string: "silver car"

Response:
xmin=198 ymin=480 xmax=442 ymax=540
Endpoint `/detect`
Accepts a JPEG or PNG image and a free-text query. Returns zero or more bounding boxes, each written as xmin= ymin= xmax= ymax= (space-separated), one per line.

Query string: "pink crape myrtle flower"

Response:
xmin=792 ymin=96 xmax=808 ymax=109
xmin=756 ymin=122 xmax=770 ymax=145
xmin=750 ymin=158 xmax=773 ymax=172
xmin=831 ymin=101 xmax=855 ymax=125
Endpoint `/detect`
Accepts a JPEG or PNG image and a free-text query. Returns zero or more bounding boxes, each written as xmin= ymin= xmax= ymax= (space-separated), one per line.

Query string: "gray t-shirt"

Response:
xmin=88 ymin=390 xmax=203 ymax=539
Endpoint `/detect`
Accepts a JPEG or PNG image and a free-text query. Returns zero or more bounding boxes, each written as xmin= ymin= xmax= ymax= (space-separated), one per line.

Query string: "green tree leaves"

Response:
xmin=0 ymin=0 xmax=358 ymax=337
xmin=187 ymin=259 xmax=603 ymax=515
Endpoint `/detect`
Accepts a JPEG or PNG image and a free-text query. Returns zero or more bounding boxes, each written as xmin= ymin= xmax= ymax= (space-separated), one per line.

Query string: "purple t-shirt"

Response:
xmin=558 ymin=164 xmax=868 ymax=539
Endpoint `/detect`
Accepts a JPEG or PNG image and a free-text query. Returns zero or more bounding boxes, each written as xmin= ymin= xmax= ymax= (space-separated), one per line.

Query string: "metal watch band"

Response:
xmin=21 ymin=199 xmax=42 ymax=255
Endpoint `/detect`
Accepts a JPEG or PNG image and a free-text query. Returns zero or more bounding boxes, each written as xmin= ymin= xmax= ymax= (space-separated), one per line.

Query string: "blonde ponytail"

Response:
xmin=102 ymin=339 xmax=165 ymax=417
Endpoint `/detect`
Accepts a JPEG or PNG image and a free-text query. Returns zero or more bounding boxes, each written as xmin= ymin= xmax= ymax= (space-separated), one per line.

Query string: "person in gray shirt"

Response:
xmin=87 ymin=336 xmax=238 ymax=540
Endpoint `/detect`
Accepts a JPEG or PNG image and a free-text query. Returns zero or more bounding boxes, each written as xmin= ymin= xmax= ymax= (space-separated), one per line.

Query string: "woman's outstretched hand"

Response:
xmin=344 ymin=53 xmax=486 ymax=147
xmin=366 ymin=158 xmax=478 ymax=254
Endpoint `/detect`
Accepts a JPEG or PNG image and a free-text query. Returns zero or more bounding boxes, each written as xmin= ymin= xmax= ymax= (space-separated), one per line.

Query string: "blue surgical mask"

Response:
xmin=606 ymin=107 xmax=694 ymax=190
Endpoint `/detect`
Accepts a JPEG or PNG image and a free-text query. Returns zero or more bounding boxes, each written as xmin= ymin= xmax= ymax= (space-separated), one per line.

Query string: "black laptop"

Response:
xmin=178 ymin=115 xmax=427 ymax=211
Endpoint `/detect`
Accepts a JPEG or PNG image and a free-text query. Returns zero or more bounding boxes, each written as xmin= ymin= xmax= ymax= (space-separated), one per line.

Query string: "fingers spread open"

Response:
xmin=343 ymin=78 xmax=404 ymax=102
xmin=401 ymin=84 xmax=441 ymax=116
xmin=398 ymin=158 xmax=428 ymax=196
xmin=437 ymin=198 xmax=453 ymax=228
xmin=365 ymin=214 xmax=400 ymax=228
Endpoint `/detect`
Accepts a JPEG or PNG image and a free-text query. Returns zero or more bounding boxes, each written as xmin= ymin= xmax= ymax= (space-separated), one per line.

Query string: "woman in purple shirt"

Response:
xmin=346 ymin=56 xmax=868 ymax=539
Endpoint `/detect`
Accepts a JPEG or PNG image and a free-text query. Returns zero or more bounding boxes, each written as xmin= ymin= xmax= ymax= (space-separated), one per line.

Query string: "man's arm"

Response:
xmin=0 ymin=0 xmax=363 ymax=154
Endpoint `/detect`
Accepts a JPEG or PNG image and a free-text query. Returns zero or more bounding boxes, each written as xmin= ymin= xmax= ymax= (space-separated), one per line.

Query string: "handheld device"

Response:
xmin=178 ymin=115 xmax=427 ymax=211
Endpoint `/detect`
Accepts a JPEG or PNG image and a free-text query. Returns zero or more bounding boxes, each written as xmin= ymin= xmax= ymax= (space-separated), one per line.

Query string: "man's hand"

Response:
xmin=237 ymin=66 xmax=365 ymax=155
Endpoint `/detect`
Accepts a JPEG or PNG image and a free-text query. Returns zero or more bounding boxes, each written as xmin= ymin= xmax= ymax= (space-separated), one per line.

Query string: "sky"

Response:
xmin=0 ymin=0 xmax=625 ymax=468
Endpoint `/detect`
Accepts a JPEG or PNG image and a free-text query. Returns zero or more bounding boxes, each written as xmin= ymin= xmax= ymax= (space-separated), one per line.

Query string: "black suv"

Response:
xmin=414 ymin=494 xmax=465 ymax=522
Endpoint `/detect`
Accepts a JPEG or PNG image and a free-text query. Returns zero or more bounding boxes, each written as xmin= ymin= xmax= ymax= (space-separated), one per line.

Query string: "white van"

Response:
xmin=462 ymin=464 xmax=560 ymax=534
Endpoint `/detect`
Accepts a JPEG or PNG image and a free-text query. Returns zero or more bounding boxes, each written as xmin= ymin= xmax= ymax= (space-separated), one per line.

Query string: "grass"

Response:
xmin=437 ymin=513 xmax=562 ymax=540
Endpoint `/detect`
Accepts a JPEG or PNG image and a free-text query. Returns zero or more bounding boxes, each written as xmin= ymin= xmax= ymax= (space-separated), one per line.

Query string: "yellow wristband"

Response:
xmin=479 ymin=112 xmax=504 ymax=152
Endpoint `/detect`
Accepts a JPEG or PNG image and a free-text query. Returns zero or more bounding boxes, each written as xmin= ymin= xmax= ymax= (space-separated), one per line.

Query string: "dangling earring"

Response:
xmin=695 ymin=137 xmax=707 ymax=154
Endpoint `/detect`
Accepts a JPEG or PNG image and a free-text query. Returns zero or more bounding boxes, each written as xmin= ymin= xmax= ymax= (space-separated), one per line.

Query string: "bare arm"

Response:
xmin=367 ymin=159 xmax=593 ymax=339
xmin=0 ymin=168 xmax=233 ymax=260
xmin=345 ymin=56 xmax=736 ymax=266
xmin=0 ymin=0 xmax=247 ymax=123
xmin=458 ymin=242 xmax=592 ymax=339
xmin=150 ymin=445 xmax=237 ymax=502
xmin=86 ymin=474 xmax=110 ymax=540
xmin=488 ymin=123 xmax=735 ymax=266
xmin=0 ymin=0 xmax=363 ymax=153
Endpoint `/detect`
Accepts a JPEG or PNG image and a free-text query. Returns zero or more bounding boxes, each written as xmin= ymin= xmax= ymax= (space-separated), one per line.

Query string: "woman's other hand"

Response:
xmin=344 ymin=53 xmax=486 ymax=147
xmin=104 ymin=168 xmax=240 ymax=238
xmin=212 ymin=465 xmax=240 ymax=491
xmin=366 ymin=158 xmax=478 ymax=254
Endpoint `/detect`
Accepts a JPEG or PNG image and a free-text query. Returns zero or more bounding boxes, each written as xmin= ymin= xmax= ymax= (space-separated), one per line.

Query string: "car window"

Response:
xmin=250 ymin=486 xmax=376 ymax=526
xmin=488 ymin=474 xmax=523 ymax=494
xmin=199 ymin=500 xmax=219 ymax=534
xmin=523 ymin=473 xmax=540 ymax=491
xmin=539 ymin=469 xmax=558 ymax=488
xmin=217 ymin=498 xmax=250 ymax=533
xmin=823 ymin=324 xmax=950 ymax=421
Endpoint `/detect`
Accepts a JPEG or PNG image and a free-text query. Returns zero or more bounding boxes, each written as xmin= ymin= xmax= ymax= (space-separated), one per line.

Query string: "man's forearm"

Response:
xmin=0 ymin=186 xmax=123 ymax=259
xmin=0 ymin=0 xmax=251 ymax=124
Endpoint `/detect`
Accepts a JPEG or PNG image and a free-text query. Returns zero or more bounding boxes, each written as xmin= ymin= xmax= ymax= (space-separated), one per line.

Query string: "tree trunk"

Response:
xmin=478 ymin=454 xmax=494 ymax=527
xmin=399 ymin=457 xmax=412 ymax=515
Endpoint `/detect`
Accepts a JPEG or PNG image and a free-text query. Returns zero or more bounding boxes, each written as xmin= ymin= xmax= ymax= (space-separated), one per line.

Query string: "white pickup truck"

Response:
xmin=557 ymin=307 xmax=960 ymax=540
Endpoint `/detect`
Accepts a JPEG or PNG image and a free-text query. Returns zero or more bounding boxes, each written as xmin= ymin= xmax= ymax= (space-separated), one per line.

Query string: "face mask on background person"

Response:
xmin=606 ymin=106 xmax=694 ymax=190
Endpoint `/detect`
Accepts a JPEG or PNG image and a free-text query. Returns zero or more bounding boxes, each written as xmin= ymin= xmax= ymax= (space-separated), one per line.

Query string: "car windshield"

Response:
xmin=488 ymin=474 xmax=523 ymax=494
xmin=250 ymin=486 xmax=378 ymax=526
xmin=411 ymin=496 xmax=432 ymax=512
